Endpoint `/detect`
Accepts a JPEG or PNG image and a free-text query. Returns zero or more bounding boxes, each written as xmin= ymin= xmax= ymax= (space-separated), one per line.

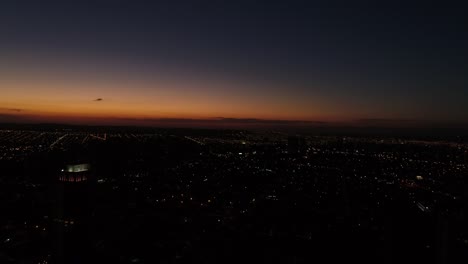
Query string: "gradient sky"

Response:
xmin=0 ymin=1 xmax=467 ymax=127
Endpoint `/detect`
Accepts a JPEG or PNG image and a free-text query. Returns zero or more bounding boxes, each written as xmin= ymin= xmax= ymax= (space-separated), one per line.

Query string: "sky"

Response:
xmin=0 ymin=1 xmax=467 ymax=128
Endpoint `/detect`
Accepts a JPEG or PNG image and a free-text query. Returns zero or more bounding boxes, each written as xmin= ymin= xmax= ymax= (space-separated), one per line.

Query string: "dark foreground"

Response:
xmin=1 ymin=126 xmax=467 ymax=263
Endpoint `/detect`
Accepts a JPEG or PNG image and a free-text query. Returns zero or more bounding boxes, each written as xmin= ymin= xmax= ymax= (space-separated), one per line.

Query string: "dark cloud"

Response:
xmin=0 ymin=108 xmax=23 ymax=112
xmin=111 ymin=117 xmax=327 ymax=128
xmin=353 ymin=118 xmax=451 ymax=128
xmin=215 ymin=117 xmax=328 ymax=125
xmin=93 ymin=98 xmax=103 ymax=101
xmin=0 ymin=113 xmax=30 ymax=123
xmin=357 ymin=118 xmax=416 ymax=123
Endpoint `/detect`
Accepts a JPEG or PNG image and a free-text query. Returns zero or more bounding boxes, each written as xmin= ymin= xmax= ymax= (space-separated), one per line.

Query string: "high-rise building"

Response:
xmin=464 ymin=151 xmax=468 ymax=166
xmin=52 ymin=162 xmax=95 ymax=263
xmin=288 ymin=135 xmax=306 ymax=156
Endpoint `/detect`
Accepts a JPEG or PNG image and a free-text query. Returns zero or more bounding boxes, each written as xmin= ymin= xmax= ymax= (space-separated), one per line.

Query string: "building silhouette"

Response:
xmin=53 ymin=162 xmax=95 ymax=263
xmin=288 ymin=135 xmax=306 ymax=156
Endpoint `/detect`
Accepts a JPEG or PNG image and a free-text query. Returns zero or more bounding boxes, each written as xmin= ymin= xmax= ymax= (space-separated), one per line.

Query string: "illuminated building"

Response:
xmin=58 ymin=164 xmax=91 ymax=182
xmin=53 ymin=162 xmax=95 ymax=262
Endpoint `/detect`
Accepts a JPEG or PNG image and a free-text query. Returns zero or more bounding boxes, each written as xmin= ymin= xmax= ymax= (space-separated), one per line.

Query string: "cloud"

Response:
xmin=109 ymin=117 xmax=328 ymax=128
xmin=355 ymin=118 xmax=422 ymax=127
xmin=214 ymin=117 xmax=328 ymax=125
xmin=93 ymin=98 xmax=103 ymax=101
xmin=0 ymin=113 xmax=30 ymax=123
xmin=356 ymin=118 xmax=416 ymax=123
xmin=0 ymin=108 xmax=23 ymax=112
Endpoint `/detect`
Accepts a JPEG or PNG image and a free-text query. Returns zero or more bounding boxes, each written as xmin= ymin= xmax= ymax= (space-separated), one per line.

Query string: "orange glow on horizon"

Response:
xmin=0 ymin=71 xmax=352 ymax=125
xmin=0 ymin=66 xmax=375 ymax=126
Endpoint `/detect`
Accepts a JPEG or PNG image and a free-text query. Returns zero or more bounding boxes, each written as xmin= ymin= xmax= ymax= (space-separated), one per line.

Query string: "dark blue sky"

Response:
xmin=1 ymin=1 xmax=467 ymax=125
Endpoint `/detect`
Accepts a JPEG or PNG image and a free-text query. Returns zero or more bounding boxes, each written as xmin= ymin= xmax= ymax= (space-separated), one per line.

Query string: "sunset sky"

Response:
xmin=1 ymin=2 xmax=467 ymax=127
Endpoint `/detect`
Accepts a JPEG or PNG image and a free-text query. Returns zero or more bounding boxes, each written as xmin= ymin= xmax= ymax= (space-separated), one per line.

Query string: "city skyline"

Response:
xmin=1 ymin=2 xmax=468 ymax=262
